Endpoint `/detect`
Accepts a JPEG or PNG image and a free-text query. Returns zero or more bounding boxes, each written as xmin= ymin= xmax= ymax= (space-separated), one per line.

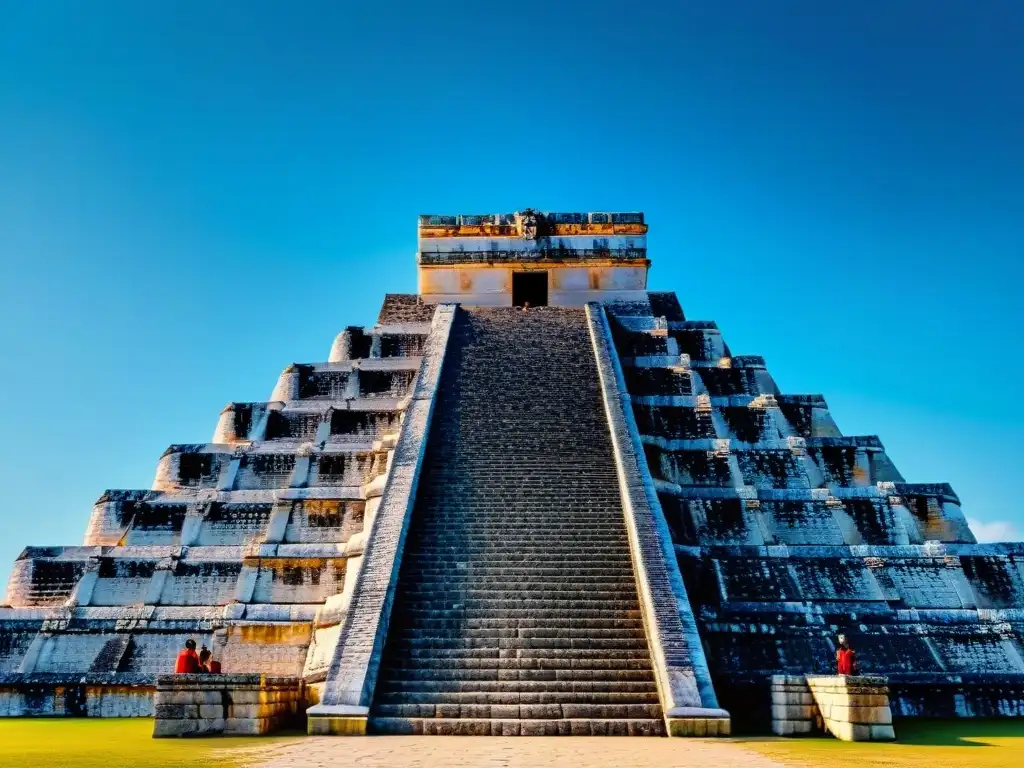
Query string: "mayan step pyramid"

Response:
xmin=2 ymin=210 xmax=1022 ymax=734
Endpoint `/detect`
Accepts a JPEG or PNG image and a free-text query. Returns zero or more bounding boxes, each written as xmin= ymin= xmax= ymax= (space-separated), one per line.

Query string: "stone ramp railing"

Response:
xmin=585 ymin=302 xmax=729 ymax=737
xmin=305 ymin=304 xmax=456 ymax=735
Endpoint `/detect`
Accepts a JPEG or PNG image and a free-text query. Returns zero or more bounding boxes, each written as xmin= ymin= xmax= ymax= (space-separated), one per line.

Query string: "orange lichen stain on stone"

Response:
xmin=852 ymin=463 xmax=870 ymax=484
xmin=87 ymin=685 xmax=153 ymax=697
xmin=304 ymin=500 xmax=343 ymax=516
xmin=588 ymin=268 xmax=601 ymax=290
xmin=459 ymin=270 xmax=474 ymax=291
xmin=236 ymin=623 xmax=311 ymax=646
xmin=265 ymin=558 xmax=331 ymax=570
xmin=419 ymin=223 xmax=517 ymax=238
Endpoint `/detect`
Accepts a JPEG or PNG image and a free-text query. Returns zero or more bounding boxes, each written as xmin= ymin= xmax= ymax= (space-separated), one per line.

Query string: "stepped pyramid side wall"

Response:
xmin=603 ymin=292 xmax=1024 ymax=729
xmin=0 ymin=295 xmax=446 ymax=717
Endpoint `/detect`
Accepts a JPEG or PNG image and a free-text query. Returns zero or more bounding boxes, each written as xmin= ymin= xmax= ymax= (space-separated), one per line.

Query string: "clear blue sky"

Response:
xmin=1 ymin=2 xmax=1022 ymax=585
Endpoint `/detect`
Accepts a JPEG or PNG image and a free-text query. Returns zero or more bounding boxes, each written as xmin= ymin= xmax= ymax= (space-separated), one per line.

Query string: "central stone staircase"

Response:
xmin=368 ymin=307 xmax=665 ymax=736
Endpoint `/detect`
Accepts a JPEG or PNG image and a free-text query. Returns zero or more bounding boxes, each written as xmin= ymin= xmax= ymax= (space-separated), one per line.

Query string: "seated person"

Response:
xmin=174 ymin=639 xmax=200 ymax=673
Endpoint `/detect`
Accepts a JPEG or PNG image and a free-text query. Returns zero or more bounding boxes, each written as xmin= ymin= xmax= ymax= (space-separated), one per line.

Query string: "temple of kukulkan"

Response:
xmin=3 ymin=210 xmax=1024 ymax=736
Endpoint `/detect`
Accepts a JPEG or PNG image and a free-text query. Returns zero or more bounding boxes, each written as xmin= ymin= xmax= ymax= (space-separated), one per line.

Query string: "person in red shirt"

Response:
xmin=174 ymin=638 xmax=200 ymax=674
xmin=836 ymin=634 xmax=857 ymax=676
xmin=198 ymin=645 xmax=222 ymax=674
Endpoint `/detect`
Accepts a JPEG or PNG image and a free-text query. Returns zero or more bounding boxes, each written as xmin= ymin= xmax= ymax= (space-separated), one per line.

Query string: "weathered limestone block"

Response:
xmin=770 ymin=675 xmax=822 ymax=736
xmin=806 ymin=675 xmax=895 ymax=741
xmin=152 ymin=674 xmax=304 ymax=737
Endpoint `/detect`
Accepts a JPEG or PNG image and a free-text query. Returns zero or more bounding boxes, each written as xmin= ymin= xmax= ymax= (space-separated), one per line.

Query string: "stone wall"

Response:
xmin=770 ymin=675 xmax=819 ymax=736
xmin=0 ymin=678 xmax=153 ymax=717
xmin=419 ymin=264 xmax=649 ymax=307
xmin=153 ymin=674 xmax=304 ymax=736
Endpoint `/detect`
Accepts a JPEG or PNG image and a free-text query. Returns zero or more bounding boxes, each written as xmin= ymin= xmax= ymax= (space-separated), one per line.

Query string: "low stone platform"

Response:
xmin=153 ymin=674 xmax=305 ymax=737
xmin=807 ymin=675 xmax=894 ymax=741
xmin=771 ymin=674 xmax=894 ymax=741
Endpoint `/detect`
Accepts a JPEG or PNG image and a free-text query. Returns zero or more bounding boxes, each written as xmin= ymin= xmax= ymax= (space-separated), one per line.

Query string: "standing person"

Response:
xmin=836 ymin=634 xmax=857 ymax=676
xmin=174 ymin=638 xmax=200 ymax=673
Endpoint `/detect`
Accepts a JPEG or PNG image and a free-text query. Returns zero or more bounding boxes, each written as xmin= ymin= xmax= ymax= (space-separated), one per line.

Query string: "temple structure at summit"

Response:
xmin=2 ymin=210 xmax=1023 ymax=735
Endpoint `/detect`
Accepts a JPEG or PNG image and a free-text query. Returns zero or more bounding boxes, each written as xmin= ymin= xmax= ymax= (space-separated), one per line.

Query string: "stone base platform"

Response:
xmin=770 ymin=674 xmax=894 ymax=741
xmin=153 ymin=674 xmax=305 ymax=737
xmin=807 ymin=675 xmax=895 ymax=741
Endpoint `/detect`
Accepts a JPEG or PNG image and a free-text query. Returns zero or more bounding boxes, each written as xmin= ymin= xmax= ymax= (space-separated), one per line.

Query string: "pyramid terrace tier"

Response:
xmin=643 ymin=441 xmax=905 ymax=488
xmin=84 ymin=492 xmax=368 ymax=547
xmin=658 ymin=485 xmax=972 ymax=546
xmin=152 ymin=444 xmax=391 ymax=494
xmin=0 ymin=608 xmax=314 ymax=683
xmin=678 ymin=542 xmax=1024 ymax=610
xmin=216 ymin=402 xmax=404 ymax=446
xmin=5 ymin=545 xmax=351 ymax=609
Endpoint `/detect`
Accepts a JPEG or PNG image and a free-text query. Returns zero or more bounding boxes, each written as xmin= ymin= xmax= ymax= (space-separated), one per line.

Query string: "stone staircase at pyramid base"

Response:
xmin=306 ymin=306 xmax=726 ymax=737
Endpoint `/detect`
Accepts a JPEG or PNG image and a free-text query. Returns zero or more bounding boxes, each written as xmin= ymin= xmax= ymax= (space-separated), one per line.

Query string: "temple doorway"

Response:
xmin=512 ymin=271 xmax=548 ymax=307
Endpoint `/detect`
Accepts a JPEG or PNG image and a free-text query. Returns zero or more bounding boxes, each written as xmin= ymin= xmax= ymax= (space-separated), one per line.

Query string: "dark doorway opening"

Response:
xmin=512 ymin=272 xmax=548 ymax=307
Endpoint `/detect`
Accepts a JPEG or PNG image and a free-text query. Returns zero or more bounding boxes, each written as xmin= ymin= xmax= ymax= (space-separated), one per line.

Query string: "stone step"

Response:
xmin=394 ymin=647 xmax=653 ymax=661
xmin=391 ymin=618 xmax=638 ymax=626
xmin=406 ymin=542 xmax=629 ymax=550
xmin=414 ymin=523 xmax=622 ymax=529
xmin=381 ymin=656 xmax=654 ymax=671
xmin=376 ymin=679 xmax=658 ymax=694
xmin=402 ymin=553 xmax=634 ymax=563
xmin=402 ymin=567 xmax=636 ymax=578
xmin=377 ymin=667 xmax=655 ymax=683
xmin=404 ymin=542 xmax=631 ymax=549
xmin=373 ymin=702 xmax=663 ymax=719
xmin=368 ymin=716 xmax=666 ymax=736
xmin=396 ymin=607 xmax=644 ymax=621
xmin=411 ymin=532 xmax=626 ymax=536
xmin=395 ymin=577 xmax=634 ymax=589
xmin=389 ymin=627 xmax=645 ymax=641
xmin=397 ymin=601 xmax=641 ymax=613
xmin=394 ymin=593 xmax=641 ymax=605
xmin=373 ymin=689 xmax=662 ymax=705
xmin=389 ymin=637 xmax=650 ymax=651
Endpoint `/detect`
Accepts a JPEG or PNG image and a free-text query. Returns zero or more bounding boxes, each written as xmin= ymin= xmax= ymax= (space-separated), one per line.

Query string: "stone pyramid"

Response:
xmin=1 ymin=211 xmax=1021 ymax=734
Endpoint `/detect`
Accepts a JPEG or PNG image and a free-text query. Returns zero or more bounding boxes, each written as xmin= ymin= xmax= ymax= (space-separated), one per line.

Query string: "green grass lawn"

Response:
xmin=0 ymin=719 xmax=304 ymax=768
xmin=739 ymin=718 xmax=1024 ymax=767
